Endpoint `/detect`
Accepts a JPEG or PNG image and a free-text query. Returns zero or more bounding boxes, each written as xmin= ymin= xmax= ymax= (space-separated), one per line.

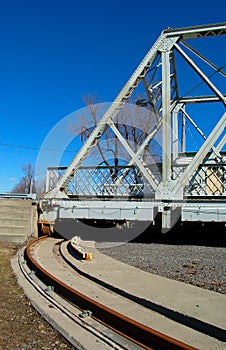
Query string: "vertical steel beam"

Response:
xmin=161 ymin=50 xmax=171 ymax=183
xmin=181 ymin=112 xmax=186 ymax=153
xmin=172 ymin=107 xmax=179 ymax=160
xmin=45 ymin=169 xmax=50 ymax=193
xmin=161 ymin=49 xmax=173 ymax=229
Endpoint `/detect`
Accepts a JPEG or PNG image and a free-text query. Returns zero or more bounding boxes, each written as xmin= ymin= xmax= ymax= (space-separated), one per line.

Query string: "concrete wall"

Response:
xmin=0 ymin=198 xmax=38 ymax=243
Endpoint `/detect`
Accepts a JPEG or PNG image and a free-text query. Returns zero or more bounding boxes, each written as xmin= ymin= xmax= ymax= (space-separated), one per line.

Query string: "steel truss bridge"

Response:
xmin=40 ymin=22 xmax=226 ymax=232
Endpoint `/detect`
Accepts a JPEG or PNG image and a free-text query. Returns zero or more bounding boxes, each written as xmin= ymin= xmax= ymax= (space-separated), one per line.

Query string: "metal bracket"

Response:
xmin=79 ymin=310 xmax=93 ymax=318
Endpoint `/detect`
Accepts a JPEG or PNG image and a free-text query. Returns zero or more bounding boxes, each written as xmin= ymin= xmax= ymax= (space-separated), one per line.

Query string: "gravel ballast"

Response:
xmin=98 ymin=223 xmax=226 ymax=295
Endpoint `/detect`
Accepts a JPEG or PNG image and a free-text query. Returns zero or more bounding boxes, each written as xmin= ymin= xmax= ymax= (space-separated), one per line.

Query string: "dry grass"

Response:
xmin=0 ymin=242 xmax=73 ymax=350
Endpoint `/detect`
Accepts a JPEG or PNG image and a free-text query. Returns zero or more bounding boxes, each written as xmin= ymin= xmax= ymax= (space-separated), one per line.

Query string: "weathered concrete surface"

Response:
xmin=0 ymin=199 xmax=38 ymax=243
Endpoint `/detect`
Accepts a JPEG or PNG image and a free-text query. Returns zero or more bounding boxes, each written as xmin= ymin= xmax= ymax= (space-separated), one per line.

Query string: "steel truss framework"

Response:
xmin=41 ymin=22 xmax=226 ymax=229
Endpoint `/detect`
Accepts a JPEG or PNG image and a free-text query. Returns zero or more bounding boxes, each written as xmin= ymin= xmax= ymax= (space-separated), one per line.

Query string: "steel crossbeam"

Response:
xmin=163 ymin=22 xmax=226 ymax=39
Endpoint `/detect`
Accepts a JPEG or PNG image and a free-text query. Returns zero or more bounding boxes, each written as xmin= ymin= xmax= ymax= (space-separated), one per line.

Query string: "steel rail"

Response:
xmin=24 ymin=236 xmax=197 ymax=350
xmin=17 ymin=248 xmax=130 ymax=350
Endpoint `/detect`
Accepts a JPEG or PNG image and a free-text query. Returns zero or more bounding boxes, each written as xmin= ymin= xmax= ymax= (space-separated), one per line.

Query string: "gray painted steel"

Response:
xmin=40 ymin=22 xmax=226 ymax=229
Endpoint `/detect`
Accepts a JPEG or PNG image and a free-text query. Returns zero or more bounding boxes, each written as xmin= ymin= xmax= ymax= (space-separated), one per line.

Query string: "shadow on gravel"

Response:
xmin=131 ymin=217 xmax=226 ymax=247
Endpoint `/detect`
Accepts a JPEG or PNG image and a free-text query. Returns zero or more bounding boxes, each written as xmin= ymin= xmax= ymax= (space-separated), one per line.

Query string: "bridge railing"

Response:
xmin=185 ymin=163 xmax=226 ymax=196
xmin=46 ymin=161 xmax=226 ymax=198
xmin=0 ymin=193 xmax=37 ymax=200
xmin=46 ymin=165 xmax=160 ymax=198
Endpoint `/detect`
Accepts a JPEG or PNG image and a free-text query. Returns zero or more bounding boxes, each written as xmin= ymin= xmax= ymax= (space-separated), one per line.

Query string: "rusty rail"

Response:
xmin=24 ymin=236 xmax=198 ymax=350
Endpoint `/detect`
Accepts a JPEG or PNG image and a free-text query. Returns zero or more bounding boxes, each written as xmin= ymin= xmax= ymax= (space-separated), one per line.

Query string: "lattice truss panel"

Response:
xmin=44 ymin=23 xmax=226 ymax=200
xmin=186 ymin=164 xmax=226 ymax=196
xmin=46 ymin=165 xmax=160 ymax=197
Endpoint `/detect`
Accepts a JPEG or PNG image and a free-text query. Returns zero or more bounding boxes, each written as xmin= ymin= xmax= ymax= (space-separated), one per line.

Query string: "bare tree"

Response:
xmin=35 ymin=179 xmax=46 ymax=198
xmin=11 ymin=163 xmax=35 ymax=194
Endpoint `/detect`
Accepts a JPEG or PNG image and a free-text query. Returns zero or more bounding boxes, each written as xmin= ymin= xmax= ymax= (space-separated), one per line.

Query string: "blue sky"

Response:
xmin=0 ymin=0 xmax=225 ymax=192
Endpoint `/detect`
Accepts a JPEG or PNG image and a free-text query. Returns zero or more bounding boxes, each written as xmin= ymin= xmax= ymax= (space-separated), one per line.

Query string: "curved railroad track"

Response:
xmin=14 ymin=235 xmax=224 ymax=349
